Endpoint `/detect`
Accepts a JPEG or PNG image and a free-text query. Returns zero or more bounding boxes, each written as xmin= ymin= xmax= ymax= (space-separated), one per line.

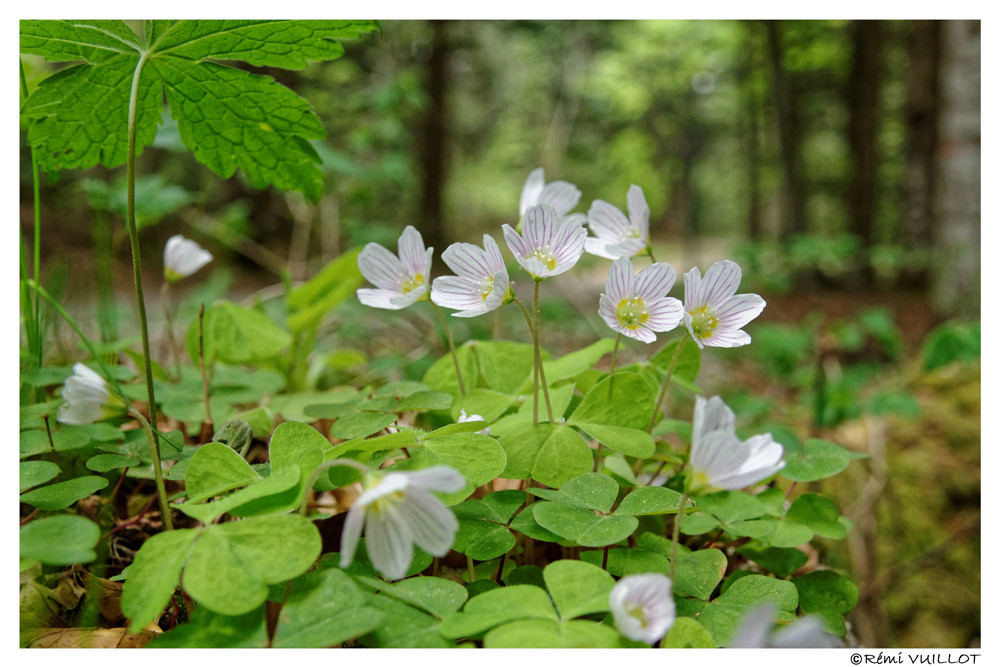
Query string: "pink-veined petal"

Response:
xmin=365 ymin=507 xmax=413 ymax=580
xmin=482 ymin=234 xmax=505 ymax=274
xmin=338 ymin=505 xmax=365 ymax=568
xmin=522 ymin=204 xmax=555 ymax=251
xmin=431 ymin=276 xmax=484 ymax=312
xmin=502 ymin=224 xmax=530 ymax=260
xmin=357 ymin=288 xmax=406 ymax=310
xmin=700 ymin=328 xmax=752 ymax=348
xmin=714 ymin=293 xmax=766 ymax=330
xmin=442 ymin=242 xmax=492 ymax=279
xmin=539 ymin=181 xmax=581 ymax=217
xmin=626 ymin=325 xmax=657 ymax=344
xmin=551 ymin=222 xmax=587 ymax=269
xmin=519 ymin=168 xmax=546 ymax=216
xmin=634 ymin=262 xmax=677 ymax=301
xmin=584 ymin=237 xmax=620 ymax=260
xmin=626 ymin=184 xmax=650 ymax=238
xmin=644 ymin=297 xmax=683 ymax=332
xmin=698 ymin=260 xmax=743 ymax=308
xmin=399 ymin=487 xmax=458 ymax=557
xmin=406 ymin=465 xmax=466 ymax=493
xmin=683 ymin=266 xmax=704 ymax=309
xmin=388 ymin=285 xmax=427 ymax=308
xmin=397 ymin=226 xmax=429 ymax=277
xmin=694 ymin=395 xmax=736 ymax=439
xmin=605 ymin=257 xmax=635 ymax=304
xmin=587 ymin=200 xmax=631 ymax=240
xmin=358 ymin=243 xmax=407 ymax=290
xmin=604 ymin=238 xmax=646 ymax=259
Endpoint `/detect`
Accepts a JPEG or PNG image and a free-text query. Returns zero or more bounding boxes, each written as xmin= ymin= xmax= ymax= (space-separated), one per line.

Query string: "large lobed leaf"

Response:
xmin=20 ymin=20 xmax=378 ymax=200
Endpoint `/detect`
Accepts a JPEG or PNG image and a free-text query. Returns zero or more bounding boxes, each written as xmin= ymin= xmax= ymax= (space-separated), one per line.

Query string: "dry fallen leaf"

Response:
xmin=20 ymin=627 xmax=160 ymax=648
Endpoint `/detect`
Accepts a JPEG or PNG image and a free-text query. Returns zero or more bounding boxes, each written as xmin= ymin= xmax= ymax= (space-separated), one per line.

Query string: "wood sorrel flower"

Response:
xmin=502 ymin=204 xmax=587 ymax=280
xmin=339 ymin=466 xmax=464 ymax=580
xmin=598 ymin=257 xmax=683 ymax=343
xmin=682 ymin=259 xmax=766 ymax=348
xmin=57 ymin=363 xmax=126 ymax=425
xmin=431 ymin=234 xmax=510 ymax=317
xmin=356 ymin=225 xmax=433 ymax=310
xmin=609 ymin=573 xmax=676 ymax=644
xmin=457 ymin=409 xmax=489 ymax=435
xmin=729 ymin=602 xmax=843 ymax=648
xmin=585 ymin=184 xmax=650 ymax=259
xmin=689 ymin=395 xmax=785 ymax=492
xmin=518 ymin=167 xmax=583 ymax=223
xmin=163 ymin=234 xmax=213 ymax=282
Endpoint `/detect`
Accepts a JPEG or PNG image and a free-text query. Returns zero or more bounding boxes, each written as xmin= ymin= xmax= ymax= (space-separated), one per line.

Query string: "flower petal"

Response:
xmin=584 ymin=237 xmax=620 ymax=260
xmin=587 ymin=200 xmax=630 ymax=241
xmin=431 ymin=276 xmax=484 ymax=312
xmin=699 ymin=328 xmax=752 ymax=348
xmin=406 ymin=465 xmax=466 ymax=493
xmin=683 ymin=266 xmax=703 ymax=309
xmin=357 ymin=288 xmax=406 ymax=310
xmin=644 ymin=297 xmax=683 ymax=332
xmin=482 ymin=234 xmax=505 ymax=274
xmin=634 ymin=262 xmax=677 ymax=301
xmin=400 ymin=487 xmax=458 ymax=557
xmin=519 ymin=168 xmax=546 ymax=216
xmin=714 ymin=293 xmax=766 ymax=330
xmin=366 ymin=508 xmax=413 ymax=580
xmin=502 ymin=224 xmax=530 ymax=260
xmin=538 ymin=181 xmax=581 ymax=217
xmin=398 ymin=226 xmax=430 ymax=277
xmin=442 ymin=242 xmax=492 ymax=279
xmin=626 ymin=184 xmax=650 ymax=239
xmin=338 ymin=505 xmax=365 ymax=568
xmin=605 ymin=257 xmax=635 ymax=304
xmin=698 ymin=260 xmax=743 ymax=308
xmin=358 ymin=243 xmax=407 ymax=290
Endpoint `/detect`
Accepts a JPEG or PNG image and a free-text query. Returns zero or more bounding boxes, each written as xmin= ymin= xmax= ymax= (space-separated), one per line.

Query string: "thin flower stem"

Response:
xmin=161 ymin=282 xmax=181 ymax=380
xmin=513 ymin=294 xmax=554 ymax=424
xmin=648 ymin=333 xmax=690 ymax=433
xmin=647 ymin=247 xmax=659 ymax=264
xmin=533 ymin=282 xmax=555 ymax=423
xmin=669 ymin=491 xmax=689 ymax=583
xmin=466 ymin=556 xmax=476 ymax=583
xmin=130 ymin=409 xmax=174 ymax=531
xmin=198 ymin=304 xmax=213 ymax=431
xmin=609 ymin=333 xmax=623 ymax=394
xmin=124 ymin=51 xmax=161 ymax=447
xmin=430 ymin=301 xmax=465 ymax=396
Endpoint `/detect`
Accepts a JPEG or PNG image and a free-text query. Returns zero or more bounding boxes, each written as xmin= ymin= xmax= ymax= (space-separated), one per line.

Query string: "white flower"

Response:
xmin=457 ymin=409 xmax=489 ymax=435
xmin=688 ymin=396 xmax=784 ymax=492
xmin=339 ymin=466 xmax=465 ymax=580
xmin=163 ymin=235 xmax=213 ymax=282
xmin=729 ymin=602 xmax=843 ymax=648
xmin=585 ymin=184 xmax=650 ymax=259
xmin=682 ymin=260 xmax=765 ymax=348
xmin=598 ymin=257 xmax=683 ymax=343
xmin=518 ymin=167 xmax=583 ymax=223
xmin=57 ymin=363 xmax=126 ymax=425
xmin=502 ymin=204 xmax=587 ymax=280
xmin=356 ymin=226 xmax=434 ymax=310
xmin=430 ymin=234 xmax=510 ymax=318
xmin=609 ymin=573 xmax=676 ymax=644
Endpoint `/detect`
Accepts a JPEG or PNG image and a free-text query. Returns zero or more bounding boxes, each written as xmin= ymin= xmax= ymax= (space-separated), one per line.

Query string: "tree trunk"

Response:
xmin=740 ymin=23 xmax=763 ymax=240
xmin=765 ymin=20 xmax=807 ymax=238
xmin=417 ymin=20 xmax=450 ymax=252
xmin=932 ymin=21 xmax=980 ymax=318
xmin=902 ymin=21 xmax=941 ymax=250
xmin=847 ymin=20 xmax=884 ymax=247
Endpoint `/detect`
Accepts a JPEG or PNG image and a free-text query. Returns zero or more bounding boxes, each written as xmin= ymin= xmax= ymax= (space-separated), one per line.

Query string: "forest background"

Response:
xmin=18 ymin=19 xmax=981 ymax=648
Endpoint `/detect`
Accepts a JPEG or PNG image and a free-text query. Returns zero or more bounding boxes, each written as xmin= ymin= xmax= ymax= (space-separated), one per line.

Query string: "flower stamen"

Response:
xmin=689 ymin=305 xmax=719 ymax=338
xmin=531 ymin=247 xmax=557 ymax=271
xmin=616 ymin=297 xmax=649 ymax=329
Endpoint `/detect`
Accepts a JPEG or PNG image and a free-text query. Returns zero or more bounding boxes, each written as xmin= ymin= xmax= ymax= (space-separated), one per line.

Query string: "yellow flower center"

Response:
xmin=531 ymin=247 xmax=557 ymax=271
xmin=689 ymin=305 xmax=719 ymax=338
xmin=479 ymin=275 xmax=495 ymax=301
xmin=626 ymin=228 xmax=642 ymax=239
xmin=616 ymin=297 xmax=649 ymax=329
xmin=626 ymin=603 xmax=649 ymax=628
xmin=400 ymin=273 xmax=426 ymax=293
xmin=370 ymin=490 xmax=406 ymax=515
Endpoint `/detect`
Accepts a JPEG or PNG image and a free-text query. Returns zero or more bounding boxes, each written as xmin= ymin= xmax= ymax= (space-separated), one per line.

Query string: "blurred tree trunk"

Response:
xmin=847 ymin=20 xmax=884 ymax=248
xmin=932 ymin=21 xmax=980 ymax=318
xmin=417 ymin=20 xmax=450 ymax=252
xmin=765 ymin=20 xmax=807 ymax=238
xmin=740 ymin=23 xmax=763 ymax=240
xmin=901 ymin=21 xmax=940 ymax=250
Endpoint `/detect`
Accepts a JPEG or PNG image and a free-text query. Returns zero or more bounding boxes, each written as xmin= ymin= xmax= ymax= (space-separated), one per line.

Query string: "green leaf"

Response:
xmin=650 ymin=337 xmax=701 ymax=383
xmin=675 ymin=574 xmax=798 ymax=646
xmin=452 ymin=388 xmax=515 ymax=422
xmin=326 ymin=410 xmax=398 ymax=440
xmin=398 ymin=390 xmax=453 ymax=412
xmin=485 ymin=618 xmax=626 ymax=648
xmin=662 ymin=616 xmax=716 ymax=648
xmin=737 ymin=545 xmax=809 ymax=578
xmin=679 ymin=510 xmax=720 ymax=535
xmin=509 ymin=507 xmax=565 ymax=543
xmin=410 ymin=432 xmax=506 ymax=504
xmin=174 ymin=467 xmax=301 ymax=524
xmin=287 ymin=248 xmax=364 ymax=332
xmin=356 ymin=588 xmax=451 ymax=648
xmin=452 ymin=490 xmax=526 ymax=560
xmin=785 ymin=493 xmax=849 ymax=540
xmin=271 ymin=566 xmax=384 ymax=647
xmin=20 ymin=515 xmax=101 ymax=569
xmin=498 ymin=424 xmax=593 ymax=488
xmin=422 ymin=342 xmax=478 ymax=399
xmin=793 ymin=571 xmax=858 ymax=638
xmin=121 ymin=528 xmax=201 ymax=630
xmin=615 ymin=486 xmax=685 ymax=516
xmin=529 ymin=473 xmax=619 ymax=512
xmin=184 ymin=442 xmax=262 ymax=502
xmin=438 ymin=585 xmax=558 ymax=639
xmin=19 ymin=461 xmax=60 ymax=493
xmin=695 ymin=490 xmax=767 ymax=524
xmin=359 ymin=574 xmax=468 ymax=620
xmin=473 ymin=340 xmax=535 ymax=394
xmin=674 ymin=549 xmax=727 ymax=600
xmin=182 ymin=514 xmax=322 ymax=615
xmin=543 ymin=559 xmax=615 ymax=620
xmin=569 ymin=372 xmax=657 ymax=429
xmin=532 ymin=502 xmax=638 ymax=547
xmin=517 ymin=338 xmax=617 ymax=393
xmin=781 ymin=439 xmax=866 ymax=482
xmin=21 ymin=20 xmax=143 ymax=63
xmin=192 ymin=301 xmax=292 ymax=365
xmin=601 ymin=454 xmax=638 ymax=486
xmin=86 ymin=452 xmax=141 ymax=473
xmin=150 ymin=606 xmax=267 ymax=648
xmin=19 ymin=475 xmax=109 ymax=511
xmin=575 ymin=422 xmax=655 ymax=458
